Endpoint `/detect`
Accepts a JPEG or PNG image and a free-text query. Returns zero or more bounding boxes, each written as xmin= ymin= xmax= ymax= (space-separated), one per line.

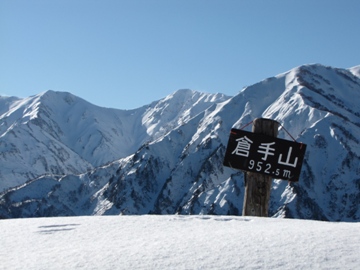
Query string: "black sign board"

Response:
xmin=223 ymin=128 xmax=307 ymax=181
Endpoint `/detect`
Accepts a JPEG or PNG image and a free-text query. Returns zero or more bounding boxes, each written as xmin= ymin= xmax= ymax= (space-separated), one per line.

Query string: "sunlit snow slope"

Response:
xmin=1 ymin=64 xmax=359 ymax=221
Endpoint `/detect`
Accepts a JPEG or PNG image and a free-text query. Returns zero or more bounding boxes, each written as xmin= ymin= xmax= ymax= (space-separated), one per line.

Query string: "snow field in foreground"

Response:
xmin=1 ymin=215 xmax=359 ymax=269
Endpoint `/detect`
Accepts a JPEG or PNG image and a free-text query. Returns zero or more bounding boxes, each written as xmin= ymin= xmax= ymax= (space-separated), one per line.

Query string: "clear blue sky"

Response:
xmin=1 ymin=0 xmax=360 ymax=109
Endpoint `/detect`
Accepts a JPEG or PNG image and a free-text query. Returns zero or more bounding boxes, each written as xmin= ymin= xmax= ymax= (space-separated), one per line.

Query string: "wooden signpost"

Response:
xmin=223 ymin=118 xmax=307 ymax=217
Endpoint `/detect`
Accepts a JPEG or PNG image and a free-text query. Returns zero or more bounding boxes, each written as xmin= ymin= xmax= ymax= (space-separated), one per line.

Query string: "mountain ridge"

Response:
xmin=0 ymin=89 xmax=229 ymax=191
xmin=1 ymin=63 xmax=359 ymax=221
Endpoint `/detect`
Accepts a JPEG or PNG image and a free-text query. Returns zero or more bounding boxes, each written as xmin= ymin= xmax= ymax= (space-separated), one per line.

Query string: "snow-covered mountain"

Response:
xmin=1 ymin=64 xmax=359 ymax=221
xmin=0 ymin=89 xmax=229 ymax=191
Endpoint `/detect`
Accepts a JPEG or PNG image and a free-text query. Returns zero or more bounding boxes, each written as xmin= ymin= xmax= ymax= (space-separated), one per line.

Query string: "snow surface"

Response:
xmin=349 ymin=65 xmax=360 ymax=78
xmin=1 ymin=215 xmax=359 ymax=270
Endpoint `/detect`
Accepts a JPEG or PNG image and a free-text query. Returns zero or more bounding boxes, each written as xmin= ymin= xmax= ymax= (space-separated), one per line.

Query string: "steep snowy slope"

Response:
xmin=1 ymin=64 xmax=359 ymax=221
xmin=0 ymin=89 xmax=229 ymax=191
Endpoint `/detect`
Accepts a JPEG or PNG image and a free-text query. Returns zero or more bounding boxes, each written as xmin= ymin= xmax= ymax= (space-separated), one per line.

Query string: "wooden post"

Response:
xmin=242 ymin=118 xmax=279 ymax=217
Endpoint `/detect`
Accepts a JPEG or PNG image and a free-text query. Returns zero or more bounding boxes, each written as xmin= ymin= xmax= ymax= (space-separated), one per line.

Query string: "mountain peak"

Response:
xmin=349 ymin=65 xmax=360 ymax=78
xmin=37 ymin=90 xmax=84 ymax=108
xmin=1 ymin=64 xmax=360 ymax=221
xmin=165 ymin=88 xmax=229 ymax=102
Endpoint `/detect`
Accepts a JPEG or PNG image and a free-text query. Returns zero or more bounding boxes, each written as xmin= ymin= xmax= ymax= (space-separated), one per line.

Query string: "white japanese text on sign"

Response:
xmin=223 ymin=129 xmax=307 ymax=181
